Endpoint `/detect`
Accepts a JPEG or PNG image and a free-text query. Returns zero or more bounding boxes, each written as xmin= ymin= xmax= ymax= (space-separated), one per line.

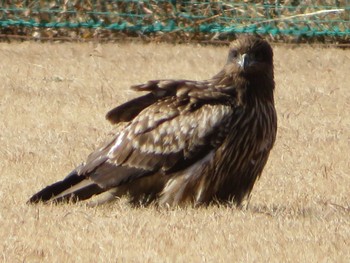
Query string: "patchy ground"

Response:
xmin=0 ymin=42 xmax=349 ymax=262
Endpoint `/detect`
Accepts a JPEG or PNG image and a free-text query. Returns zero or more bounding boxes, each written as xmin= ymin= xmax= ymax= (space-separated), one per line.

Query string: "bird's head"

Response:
xmin=226 ymin=35 xmax=274 ymax=78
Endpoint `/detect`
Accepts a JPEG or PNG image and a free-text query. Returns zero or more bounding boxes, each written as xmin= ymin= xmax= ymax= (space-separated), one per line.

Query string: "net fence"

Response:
xmin=0 ymin=0 xmax=349 ymax=43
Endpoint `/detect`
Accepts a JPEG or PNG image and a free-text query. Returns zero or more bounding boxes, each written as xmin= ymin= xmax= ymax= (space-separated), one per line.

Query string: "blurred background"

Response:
xmin=1 ymin=0 xmax=349 ymax=45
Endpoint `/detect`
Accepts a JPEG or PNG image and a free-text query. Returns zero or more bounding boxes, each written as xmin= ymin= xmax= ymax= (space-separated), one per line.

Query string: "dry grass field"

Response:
xmin=0 ymin=41 xmax=349 ymax=262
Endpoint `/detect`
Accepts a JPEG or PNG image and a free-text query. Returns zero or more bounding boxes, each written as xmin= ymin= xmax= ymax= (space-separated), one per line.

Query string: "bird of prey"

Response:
xmin=29 ymin=35 xmax=277 ymax=207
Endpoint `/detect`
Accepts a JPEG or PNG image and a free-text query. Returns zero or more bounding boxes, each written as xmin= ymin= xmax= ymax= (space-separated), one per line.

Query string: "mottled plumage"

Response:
xmin=29 ymin=35 xmax=277 ymax=207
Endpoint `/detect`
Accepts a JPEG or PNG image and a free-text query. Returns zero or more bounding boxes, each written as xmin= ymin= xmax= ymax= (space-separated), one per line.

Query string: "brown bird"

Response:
xmin=28 ymin=35 xmax=277 ymax=207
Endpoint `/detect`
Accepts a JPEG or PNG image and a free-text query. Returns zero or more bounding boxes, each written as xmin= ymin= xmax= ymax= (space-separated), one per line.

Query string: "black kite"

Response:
xmin=29 ymin=35 xmax=277 ymax=207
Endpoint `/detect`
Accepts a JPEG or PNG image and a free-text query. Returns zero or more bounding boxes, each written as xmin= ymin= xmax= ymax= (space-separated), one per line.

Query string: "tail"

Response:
xmin=28 ymin=169 xmax=105 ymax=204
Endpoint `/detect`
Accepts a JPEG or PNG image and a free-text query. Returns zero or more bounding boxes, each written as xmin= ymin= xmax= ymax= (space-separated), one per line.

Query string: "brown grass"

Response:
xmin=1 ymin=1 xmax=349 ymax=44
xmin=0 ymin=42 xmax=349 ymax=262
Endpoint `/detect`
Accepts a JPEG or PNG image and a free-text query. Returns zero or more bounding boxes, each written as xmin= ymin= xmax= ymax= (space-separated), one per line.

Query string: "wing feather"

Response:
xmin=78 ymin=80 xmax=237 ymax=191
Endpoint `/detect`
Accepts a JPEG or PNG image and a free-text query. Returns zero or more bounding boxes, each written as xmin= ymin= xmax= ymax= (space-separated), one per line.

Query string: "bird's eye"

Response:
xmin=227 ymin=49 xmax=238 ymax=63
xmin=255 ymin=51 xmax=264 ymax=61
xmin=230 ymin=50 xmax=238 ymax=59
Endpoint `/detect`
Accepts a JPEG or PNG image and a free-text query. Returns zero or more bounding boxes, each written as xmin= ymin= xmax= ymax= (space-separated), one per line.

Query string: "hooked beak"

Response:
xmin=237 ymin=53 xmax=250 ymax=71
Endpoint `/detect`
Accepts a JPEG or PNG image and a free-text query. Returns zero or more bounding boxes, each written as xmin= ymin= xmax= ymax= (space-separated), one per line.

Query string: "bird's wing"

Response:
xmin=78 ymin=79 xmax=240 ymax=190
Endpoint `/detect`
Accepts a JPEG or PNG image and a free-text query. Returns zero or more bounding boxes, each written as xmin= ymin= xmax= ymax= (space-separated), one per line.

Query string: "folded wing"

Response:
xmin=29 ymin=79 xmax=238 ymax=203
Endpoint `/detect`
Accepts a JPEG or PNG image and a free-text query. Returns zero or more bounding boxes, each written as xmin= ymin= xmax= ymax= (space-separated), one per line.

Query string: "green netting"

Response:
xmin=0 ymin=1 xmax=349 ymax=43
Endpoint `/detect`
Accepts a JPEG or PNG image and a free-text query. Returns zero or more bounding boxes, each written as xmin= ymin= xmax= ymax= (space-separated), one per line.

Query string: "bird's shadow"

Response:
xmin=243 ymin=200 xmax=349 ymax=219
